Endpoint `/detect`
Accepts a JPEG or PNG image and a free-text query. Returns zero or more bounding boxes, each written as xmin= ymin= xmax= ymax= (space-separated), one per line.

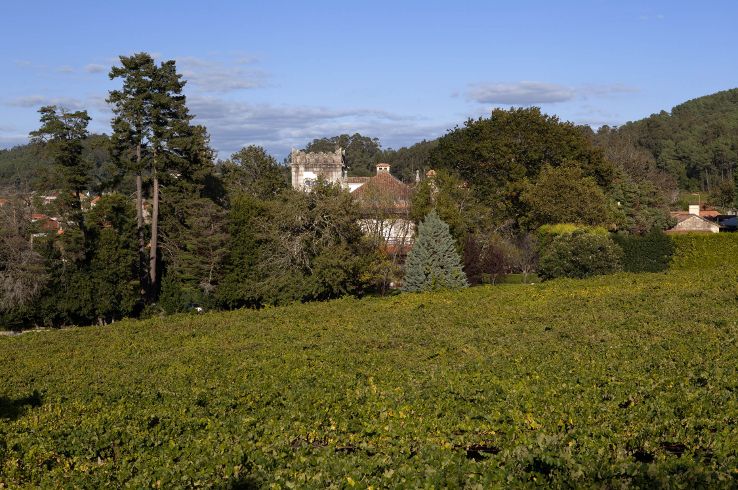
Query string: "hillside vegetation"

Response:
xmin=1 ymin=237 xmax=737 ymax=487
xmin=614 ymin=88 xmax=738 ymax=195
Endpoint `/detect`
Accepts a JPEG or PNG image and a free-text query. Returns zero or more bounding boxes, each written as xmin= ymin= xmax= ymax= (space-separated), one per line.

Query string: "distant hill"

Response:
xmin=611 ymin=88 xmax=738 ymax=193
xmin=0 ymin=134 xmax=116 ymax=194
xmin=0 ymin=142 xmax=52 ymax=191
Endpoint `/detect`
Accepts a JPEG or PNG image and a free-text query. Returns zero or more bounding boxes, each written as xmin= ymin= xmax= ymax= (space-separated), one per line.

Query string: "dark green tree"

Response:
xmin=29 ymin=106 xmax=91 ymax=234
xmin=430 ymin=107 xmax=614 ymax=218
xmin=86 ymin=194 xmax=140 ymax=323
xmin=108 ymin=53 xmax=203 ymax=296
xmin=108 ymin=52 xmax=158 ymax=293
xmin=304 ymin=133 xmax=382 ymax=176
xmin=402 ymin=210 xmax=468 ymax=292
xmin=219 ymin=145 xmax=288 ymax=200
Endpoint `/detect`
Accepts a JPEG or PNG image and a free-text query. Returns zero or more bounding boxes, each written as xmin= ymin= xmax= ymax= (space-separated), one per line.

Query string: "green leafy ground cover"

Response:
xmin=1 ymin=239 xmax=738 ymax=487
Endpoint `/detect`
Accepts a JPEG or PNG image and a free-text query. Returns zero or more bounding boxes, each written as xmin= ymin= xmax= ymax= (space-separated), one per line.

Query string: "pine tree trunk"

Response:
xmin=135 ymin=142 xmax=146 ymax=295
xmin=149 ymin=170 xmax=159 ymax=291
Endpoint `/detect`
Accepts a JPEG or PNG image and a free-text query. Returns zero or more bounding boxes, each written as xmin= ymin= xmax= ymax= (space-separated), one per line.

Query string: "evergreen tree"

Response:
xmin=108 ymin=53 xmax=157 ymax=294
xmin=108 ymin=53 xmax=203 ymax=298
xmin=29 ymin=106 xmax=91 ymax=235
xmin=402 ymin=210 xmax=468 ymax=292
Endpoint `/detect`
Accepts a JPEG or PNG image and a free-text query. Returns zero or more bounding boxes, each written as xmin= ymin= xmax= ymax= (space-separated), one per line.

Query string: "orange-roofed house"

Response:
xmin=349 ymin=163 xmax=414 ymax=254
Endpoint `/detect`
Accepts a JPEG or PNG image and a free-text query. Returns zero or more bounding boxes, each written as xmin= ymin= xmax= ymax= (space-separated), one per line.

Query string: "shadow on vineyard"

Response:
xmin=0 ymin=390 xmax=42 ymax=421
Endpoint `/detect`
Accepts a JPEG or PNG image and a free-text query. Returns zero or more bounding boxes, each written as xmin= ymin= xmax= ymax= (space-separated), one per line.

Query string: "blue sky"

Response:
xmin=1 ymin=0 xmax=736 ymax=160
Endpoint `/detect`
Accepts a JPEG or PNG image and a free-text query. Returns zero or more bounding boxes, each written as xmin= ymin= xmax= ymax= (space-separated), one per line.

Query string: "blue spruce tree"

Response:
xmin=402 ymin=210 xmax=468 ymax=292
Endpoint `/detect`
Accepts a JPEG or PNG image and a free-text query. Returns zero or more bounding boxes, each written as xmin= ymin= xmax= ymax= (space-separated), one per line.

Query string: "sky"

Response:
xmin=1 ymin=0 xmax=737 ymax=160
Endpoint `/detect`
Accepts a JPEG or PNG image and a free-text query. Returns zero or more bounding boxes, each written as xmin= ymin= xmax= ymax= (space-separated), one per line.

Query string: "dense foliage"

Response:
xmin=1 ymin=243 xmax=737 ymax=486
xmin=669 ymin=232 xmax=738 ymax=270
xmin=603 ymin=88 xmax=738 ymax=200
xmin=538 ymin=230 xmax=623 ymax=280
xmin=613 ymin=229 xmax=675 ymax=273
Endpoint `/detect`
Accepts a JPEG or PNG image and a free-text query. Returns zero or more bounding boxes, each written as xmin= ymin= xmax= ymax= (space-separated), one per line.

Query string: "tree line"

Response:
xmin=0 ymin=52 xmax=700 ymax=329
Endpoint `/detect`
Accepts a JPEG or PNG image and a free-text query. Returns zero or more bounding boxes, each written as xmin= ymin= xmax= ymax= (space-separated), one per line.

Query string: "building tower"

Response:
xmin=290 ymin=147 xmax=345 ymax=190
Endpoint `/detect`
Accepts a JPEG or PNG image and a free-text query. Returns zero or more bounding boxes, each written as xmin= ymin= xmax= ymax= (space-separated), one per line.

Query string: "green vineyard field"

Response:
xmin=1 ymin=237 xmax=738 ymax=487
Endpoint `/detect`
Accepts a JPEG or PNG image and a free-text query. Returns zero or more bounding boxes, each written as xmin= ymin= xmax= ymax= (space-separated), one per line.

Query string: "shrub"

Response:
xmin=538 ymin=231 xmax=623 ymax=280
xmin=403 ymin=210 xmax=468 ymax=291
xmin=536 ymin=223 xmax=608 ymax=248
xmin=613 ymin=229 xmax=674 ymax=273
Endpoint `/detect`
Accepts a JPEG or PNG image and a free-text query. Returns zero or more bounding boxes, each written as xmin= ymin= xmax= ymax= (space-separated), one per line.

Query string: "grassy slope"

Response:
xmin=1 ymin=258 xmax=738 ymax=486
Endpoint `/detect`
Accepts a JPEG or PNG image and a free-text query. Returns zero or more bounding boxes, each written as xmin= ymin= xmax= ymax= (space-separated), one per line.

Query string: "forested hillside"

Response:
xmin=601 ymin=88 xmax=738 ymax=199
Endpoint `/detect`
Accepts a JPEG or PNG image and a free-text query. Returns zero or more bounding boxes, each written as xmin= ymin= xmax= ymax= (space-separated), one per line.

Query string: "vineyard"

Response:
xmin=1 ymin=236 xmax=738 ymax=487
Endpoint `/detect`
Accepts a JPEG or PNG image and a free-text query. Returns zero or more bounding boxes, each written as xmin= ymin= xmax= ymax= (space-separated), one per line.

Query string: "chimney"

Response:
xmin=376 ymin=163 xmax=390 ymax=175
xmin=688 ymin=204 xmax=700 ymax=216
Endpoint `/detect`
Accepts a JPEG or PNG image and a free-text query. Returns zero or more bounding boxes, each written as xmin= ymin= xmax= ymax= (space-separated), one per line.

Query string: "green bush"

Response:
xmin=536 ymin=223 xmax=608 ymax=248
xmin=538 ymin=230 xmax=622 ymax=280
xmin=613 ymin=229 xmax=675 ymax=273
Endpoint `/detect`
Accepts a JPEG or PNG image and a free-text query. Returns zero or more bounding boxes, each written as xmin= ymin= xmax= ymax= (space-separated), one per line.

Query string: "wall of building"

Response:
xmin=290 ymin=148 xmax=344 ymax=189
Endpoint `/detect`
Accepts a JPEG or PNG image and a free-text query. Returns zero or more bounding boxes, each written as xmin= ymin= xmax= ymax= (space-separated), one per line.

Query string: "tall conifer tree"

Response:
xmin=108 ymin=53 xmax=157 ymax=294
xmin=30 ymin=106 xmax=91 ymax=235
xmin=108 ymin=53 xmax=199 ymax=297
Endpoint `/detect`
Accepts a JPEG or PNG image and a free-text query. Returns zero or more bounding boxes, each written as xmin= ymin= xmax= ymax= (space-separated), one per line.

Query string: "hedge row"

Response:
xmin=670 ymin=232 xmax=738 ymax=270
xmin=539 ymin=227 xmax=738 ymax=280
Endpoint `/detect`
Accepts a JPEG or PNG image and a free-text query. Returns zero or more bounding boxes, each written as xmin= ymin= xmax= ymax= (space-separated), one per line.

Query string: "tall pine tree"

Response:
xmin=29 ymin=106 xmax=91 ymax=236
xmin=402 ymin=210 xmax=468 ymax=292
xmin=108 ymin=53 xmax=202 ymax=298
xmin=108 ymin=53 xmax=157 ymax=295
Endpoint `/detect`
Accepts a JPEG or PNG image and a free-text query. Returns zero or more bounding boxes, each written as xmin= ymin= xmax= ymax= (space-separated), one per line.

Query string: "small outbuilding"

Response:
xmin=667 ymin=205 xmax=720 ymax=234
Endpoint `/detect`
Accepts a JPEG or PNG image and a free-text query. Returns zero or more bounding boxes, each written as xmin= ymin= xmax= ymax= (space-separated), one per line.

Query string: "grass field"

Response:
xmin=1 ymin=237 xmax=738 ymax=487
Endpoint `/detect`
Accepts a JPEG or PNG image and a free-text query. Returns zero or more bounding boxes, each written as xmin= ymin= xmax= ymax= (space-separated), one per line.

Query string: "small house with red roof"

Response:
xmin=349 ymin=163 xmax=414 ymax=253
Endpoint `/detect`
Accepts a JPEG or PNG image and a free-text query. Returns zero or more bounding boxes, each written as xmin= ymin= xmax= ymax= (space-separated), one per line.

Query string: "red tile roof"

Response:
xmin=350 ymin=172 xmax=412 ymax=211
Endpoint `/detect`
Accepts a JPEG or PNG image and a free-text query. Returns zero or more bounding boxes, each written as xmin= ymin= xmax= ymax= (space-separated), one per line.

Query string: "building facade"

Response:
xmin=290 ymin=147 xmax=345 ymax=189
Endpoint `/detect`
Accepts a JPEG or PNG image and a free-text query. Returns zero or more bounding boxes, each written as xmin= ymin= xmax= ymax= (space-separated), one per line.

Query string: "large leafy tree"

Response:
xmin=304 ymin=133 xmax=381 ymax=176
xmin=521 ymin=164 xmax=611 ymax=229
xmin=219 ymin=145 xmax=288 ymax=200
xmin=402 ymin=210 xmax=467 ymax=292
xmin=430 ymin=107 xmax=614 ymax=224
xmin=219 ymin=181 xmax=376 ymax=307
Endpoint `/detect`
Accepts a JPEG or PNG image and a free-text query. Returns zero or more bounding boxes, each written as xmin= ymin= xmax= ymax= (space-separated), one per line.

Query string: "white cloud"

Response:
xmin=468 ymin=81 xmax=576 ymax=104
xmin=467 ymin=81 xmax=638 ymax=105
xmin=187 ymin=96 xmax=447 ymax=159
xmin=85 ymin=64 xmax=106 ymax=73
xmin=178 ymin=56 xmax=268 ymax=93
xmin=6 ymin=95 xmax=86 ymax=110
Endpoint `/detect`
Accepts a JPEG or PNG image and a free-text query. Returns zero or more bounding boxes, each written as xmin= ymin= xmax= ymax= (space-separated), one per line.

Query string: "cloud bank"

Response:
xmin=467 ymin=81 xmax=638 ymax=105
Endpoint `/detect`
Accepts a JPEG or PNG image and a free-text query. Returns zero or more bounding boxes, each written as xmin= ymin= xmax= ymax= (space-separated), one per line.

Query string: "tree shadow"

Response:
xmin=0 ymin=390 xmax=42 ymax=421
xmin=218 ymin=475 xmax=262 ymax=490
